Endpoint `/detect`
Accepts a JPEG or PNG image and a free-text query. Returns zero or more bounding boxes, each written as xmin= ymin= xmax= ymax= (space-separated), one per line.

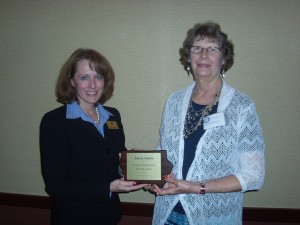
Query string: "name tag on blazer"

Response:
xmin=106 ymin=121 xmax=119 ymax=129
xmin=203 ymin=112 xmax=225 ymax=130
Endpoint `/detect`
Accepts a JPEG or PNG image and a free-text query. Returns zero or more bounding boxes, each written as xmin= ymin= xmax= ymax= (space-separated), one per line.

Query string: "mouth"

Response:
xmin=198 ymin=63 xmax=210 ymax=68
xmin=85 ymin=90 xmax=97 ymax=95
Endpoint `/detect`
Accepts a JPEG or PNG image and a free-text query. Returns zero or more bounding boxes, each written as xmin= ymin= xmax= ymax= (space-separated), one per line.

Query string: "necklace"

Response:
xmin=183 ymin=89 xmax=221 ymax=139
xmin=94 ymin=107 xmax=100 ymax=123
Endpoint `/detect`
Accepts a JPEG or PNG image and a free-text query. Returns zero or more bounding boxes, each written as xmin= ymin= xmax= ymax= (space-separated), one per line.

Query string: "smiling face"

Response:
xmin=190 ymin=37 xmax=224 ymax=82
xmin=71 ymin=59 xmax=105 ymax=110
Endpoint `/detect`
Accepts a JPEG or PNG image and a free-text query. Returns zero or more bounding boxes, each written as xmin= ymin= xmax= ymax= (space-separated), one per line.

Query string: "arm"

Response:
xmin=234 ymin=102 xmax=265 ymax=192
xmin=40 ymin=108 xmax=118 ymax=201
xmin=152 ymin=174 xmax=241 ymax=195
xmin=40 ymin=110 xmax=147 ymax=201
xmin=40 ymin=112 xmax=110 ymax=202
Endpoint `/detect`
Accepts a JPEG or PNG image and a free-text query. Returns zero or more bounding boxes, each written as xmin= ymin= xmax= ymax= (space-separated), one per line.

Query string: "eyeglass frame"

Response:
xmin=188 ymin=46 xmax=222 ymax=54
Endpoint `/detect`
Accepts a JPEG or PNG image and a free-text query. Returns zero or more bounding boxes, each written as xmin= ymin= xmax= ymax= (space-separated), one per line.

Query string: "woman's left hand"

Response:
xmin=152 ymin=175 xmax=197 ymax=195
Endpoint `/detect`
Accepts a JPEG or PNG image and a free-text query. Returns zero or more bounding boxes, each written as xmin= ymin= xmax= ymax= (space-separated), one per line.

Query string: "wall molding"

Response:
xmin=0 ymin=192 xmax=299 ymax=223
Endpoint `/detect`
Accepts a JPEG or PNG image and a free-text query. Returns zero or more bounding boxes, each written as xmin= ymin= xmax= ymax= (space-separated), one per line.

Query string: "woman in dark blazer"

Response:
xmin=40 ymin=48 xmax=147 ymax=225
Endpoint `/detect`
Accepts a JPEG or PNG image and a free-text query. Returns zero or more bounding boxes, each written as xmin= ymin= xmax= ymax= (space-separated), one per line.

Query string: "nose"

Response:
xmin=89 ymin=78 xmax=96 ymax=88
xmin=200 ymin=50 xmax=209 ymax=58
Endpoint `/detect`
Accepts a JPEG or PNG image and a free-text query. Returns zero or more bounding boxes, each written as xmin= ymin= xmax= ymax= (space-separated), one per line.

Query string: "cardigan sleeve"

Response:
xmin=155 ymin=109 xmax=165 ymax=151
xmin=234 ymin=102 xmax=265 ymax=192
xmin=155 ymin=95 xmax=173 ymax=151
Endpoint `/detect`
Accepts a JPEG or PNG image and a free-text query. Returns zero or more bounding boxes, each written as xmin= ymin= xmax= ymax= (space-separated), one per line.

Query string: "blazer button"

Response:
xmin=105 ymin=169 xmax=111 ymax=174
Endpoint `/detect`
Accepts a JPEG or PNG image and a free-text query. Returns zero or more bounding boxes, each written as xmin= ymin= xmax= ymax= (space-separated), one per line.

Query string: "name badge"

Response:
xmin=106 ymin=121 xmax=119 ymax=129
xmin=203 ymin=112 xmax=225 ymax=130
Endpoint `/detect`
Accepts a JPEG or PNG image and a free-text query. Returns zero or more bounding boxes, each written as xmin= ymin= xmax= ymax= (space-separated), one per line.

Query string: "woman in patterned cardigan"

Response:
xmin=150 ymin=22 xmax=265 ymax=225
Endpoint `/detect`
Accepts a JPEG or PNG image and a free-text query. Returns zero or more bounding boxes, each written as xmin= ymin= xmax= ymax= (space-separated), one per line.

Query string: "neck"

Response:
xmin=80 ymin=103 xmax=100 ymax=124
xmin=193 ymin=77 xmax=222 ymax=101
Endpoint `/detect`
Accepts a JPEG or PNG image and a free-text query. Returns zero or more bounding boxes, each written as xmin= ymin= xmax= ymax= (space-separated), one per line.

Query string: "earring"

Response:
xmin=220 ymin=67 xmax=225 ymax=78
xmin=186 ymin=66 xmax=191 ymax=75
xmin=186 ymin=59 xmax=191 ymax=75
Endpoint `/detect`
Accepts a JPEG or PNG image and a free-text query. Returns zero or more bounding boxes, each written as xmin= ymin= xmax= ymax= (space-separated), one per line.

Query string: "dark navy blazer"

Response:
xmin=40 ymin=105 xmax=125 ymax=225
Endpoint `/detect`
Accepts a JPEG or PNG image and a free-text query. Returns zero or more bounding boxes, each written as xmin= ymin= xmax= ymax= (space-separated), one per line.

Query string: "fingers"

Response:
xmin=118 ymin=180 xmax=149 ymax=192
xmin=131 ymin=183 xmax=149 ymax=191
xmin=164 ymin=175 xmax=177 ymax=186
xmin=151 ymin=175 xmax=180 ymax=196
xmin=143 ymin=184 xmax=156 ymax=194
xmin=152 ymin=184 xmax=163 ymax=195
xmin=170 ymin=179 xmax=177 ymax=185
xmin=122 ymin=180 xmax=137 ymax=187
xmin=144 ymin=184 xmax=154 ymax=191
xmin=152 ymin=184 xmax=174 ymax=196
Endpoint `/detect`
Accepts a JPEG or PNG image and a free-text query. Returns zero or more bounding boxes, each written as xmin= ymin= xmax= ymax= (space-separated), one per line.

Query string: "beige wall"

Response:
xmin=0 ymin=0 xmax=299 ymax=208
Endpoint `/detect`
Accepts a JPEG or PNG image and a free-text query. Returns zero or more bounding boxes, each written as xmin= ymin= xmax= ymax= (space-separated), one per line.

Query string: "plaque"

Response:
xmin=120 ymin=150 xmax=173 ymax=187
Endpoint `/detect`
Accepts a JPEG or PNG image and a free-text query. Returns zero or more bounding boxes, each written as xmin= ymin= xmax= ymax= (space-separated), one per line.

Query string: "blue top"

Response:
xmin=66 ymin=101 xmax=112 ymax=137
xmin=174 ymin=101 xmax=218 ymax=214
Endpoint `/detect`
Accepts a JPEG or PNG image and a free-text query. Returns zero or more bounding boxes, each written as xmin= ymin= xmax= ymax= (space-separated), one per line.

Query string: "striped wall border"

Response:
xmin=0 ymin=192 xmax=299 ymax=223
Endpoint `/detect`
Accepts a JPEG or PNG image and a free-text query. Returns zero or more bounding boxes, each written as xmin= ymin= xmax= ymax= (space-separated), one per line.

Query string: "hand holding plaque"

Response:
xmin=120 ymin=150 xmax=173 ymax=188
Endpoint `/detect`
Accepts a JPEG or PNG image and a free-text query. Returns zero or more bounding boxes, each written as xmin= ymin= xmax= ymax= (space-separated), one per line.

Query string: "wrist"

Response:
xmin=198 ymin=182 xmax=206 ymax=195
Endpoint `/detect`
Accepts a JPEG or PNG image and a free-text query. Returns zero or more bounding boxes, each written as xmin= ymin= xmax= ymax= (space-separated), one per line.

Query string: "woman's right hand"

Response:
xmin=110 ymin=178 xmax=148 ymax=193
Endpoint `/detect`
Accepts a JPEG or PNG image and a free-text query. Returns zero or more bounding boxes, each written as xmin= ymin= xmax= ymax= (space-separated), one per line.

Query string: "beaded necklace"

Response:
xmin=94 ymin=107 xmax=100 ymax=123
xmin=183 ymin=88 xmax=221 ymax=139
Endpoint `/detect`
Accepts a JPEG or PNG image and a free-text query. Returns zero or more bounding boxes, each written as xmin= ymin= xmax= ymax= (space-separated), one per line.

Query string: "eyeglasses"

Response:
xmin=189 ymin=46 xmax=222 ymax=54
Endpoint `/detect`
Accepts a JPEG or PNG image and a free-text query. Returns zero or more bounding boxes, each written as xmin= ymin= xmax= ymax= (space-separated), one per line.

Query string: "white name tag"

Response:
xmin=203 ymin=112 xmax=225 ymax=130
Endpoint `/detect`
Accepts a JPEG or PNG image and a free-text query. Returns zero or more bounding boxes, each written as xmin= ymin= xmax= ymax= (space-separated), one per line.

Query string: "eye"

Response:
xmin=206 ymin=47 xmax=213 ymax=52
xmin=210 ymin=47 xmax=221 ymax=53
xmin=96 ymin=74 xmax=103 ymax=80
xmin=190 ymin=46 xmax=203 ymax=54
xmin=80 ymin=75 xmax=88 ymax=81
xmin=194 ymin=46 xmax=202 ymax=51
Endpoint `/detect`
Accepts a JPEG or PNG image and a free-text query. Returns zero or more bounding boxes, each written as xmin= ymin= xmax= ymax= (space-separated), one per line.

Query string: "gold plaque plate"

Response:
xmin=120 ymin=150 xmax=173 ymax=187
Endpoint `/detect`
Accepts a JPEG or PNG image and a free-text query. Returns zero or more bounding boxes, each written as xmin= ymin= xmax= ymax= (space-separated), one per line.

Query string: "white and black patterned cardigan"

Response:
xmin=153 ymin=80 xmax=265 ymax=225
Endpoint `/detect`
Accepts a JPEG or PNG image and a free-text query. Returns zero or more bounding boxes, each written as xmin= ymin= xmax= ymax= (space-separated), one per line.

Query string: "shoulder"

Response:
xmin=170 ymin=84 xmax=193 ymax=98
xmin=167 ymin=83 xmax=194 ymax=104
xmin=41 ymin=105 xmax=66 ymax=123
xmin=103 ymin=105 xmax=120 ymax=114
xmin=43 ymin=105 xmax=66 ymax=116
xmin=222 ymin=81 xmax=255 ymax=108
xmin=233 ymin=89 xmax=255 ymax=108
xmin=103 ymin=105 xmax=121 ymax=118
